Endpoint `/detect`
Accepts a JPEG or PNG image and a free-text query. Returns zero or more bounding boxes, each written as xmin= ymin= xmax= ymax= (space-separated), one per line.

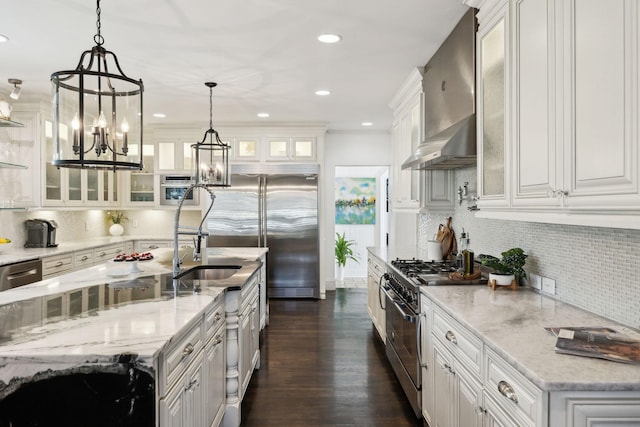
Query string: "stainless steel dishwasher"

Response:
xmin=0 ymin=259 xmax=43 ymax=291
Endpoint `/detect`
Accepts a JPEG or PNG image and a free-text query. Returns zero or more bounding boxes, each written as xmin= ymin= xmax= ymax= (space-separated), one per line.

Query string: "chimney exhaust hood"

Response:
xmin=402 ymin=8 xmax=476 ymax=171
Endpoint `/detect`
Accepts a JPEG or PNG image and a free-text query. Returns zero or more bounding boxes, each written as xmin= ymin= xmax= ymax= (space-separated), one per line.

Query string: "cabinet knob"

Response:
xmin=182 ymin=343 xmax=195 ymax=357
xmin=498 ymin=380 xmax=518 ymax=403
xmin=445 ymin=330 xmax=458 ymax=344
xmin=213 ymin=334 xmax=223 ymax=346
xmin=214 ymin=313 xmax=221 ymax=321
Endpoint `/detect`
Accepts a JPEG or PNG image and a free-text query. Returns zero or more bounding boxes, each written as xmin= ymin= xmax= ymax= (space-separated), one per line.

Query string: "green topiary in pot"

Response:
xmin=480 ymin=247 xmax=528 ymax=285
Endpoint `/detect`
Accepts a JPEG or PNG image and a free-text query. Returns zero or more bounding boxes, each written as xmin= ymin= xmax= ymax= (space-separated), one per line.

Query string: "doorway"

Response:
xmin=333 ymin=166 xmax=389 ymax=282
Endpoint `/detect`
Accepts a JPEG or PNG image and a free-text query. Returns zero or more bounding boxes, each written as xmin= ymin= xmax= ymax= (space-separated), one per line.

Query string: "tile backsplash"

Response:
xmin=419 ymin=167 xmax=640 ymax=329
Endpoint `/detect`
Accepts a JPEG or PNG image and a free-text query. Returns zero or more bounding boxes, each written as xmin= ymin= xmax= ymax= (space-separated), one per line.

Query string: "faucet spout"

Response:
xmin=173 ymin=183 xmax=216 ymax=279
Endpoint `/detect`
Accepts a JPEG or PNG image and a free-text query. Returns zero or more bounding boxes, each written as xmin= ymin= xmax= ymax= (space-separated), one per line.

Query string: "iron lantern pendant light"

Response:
xmin=50 ymin=0 xmax=143 ymax=171
xmin=192 ymin=82 xmax=230 ymax=187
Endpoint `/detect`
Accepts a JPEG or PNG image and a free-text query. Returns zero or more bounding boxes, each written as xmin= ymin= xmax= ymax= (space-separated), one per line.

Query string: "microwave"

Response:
xmin=159 ymin=175 xmax=199 ymax=206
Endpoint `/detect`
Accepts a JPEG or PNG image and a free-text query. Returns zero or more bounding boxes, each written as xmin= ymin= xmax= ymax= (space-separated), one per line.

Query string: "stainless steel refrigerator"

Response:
xmin=205 ymin=163 xmax=319 ymax=298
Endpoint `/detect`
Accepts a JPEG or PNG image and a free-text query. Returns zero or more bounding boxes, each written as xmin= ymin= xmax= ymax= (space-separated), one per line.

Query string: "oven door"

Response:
xmin=383 ymin=284 xmax=421 ymax=416
xmin=159 ymin=176 xmax=198 ymax=206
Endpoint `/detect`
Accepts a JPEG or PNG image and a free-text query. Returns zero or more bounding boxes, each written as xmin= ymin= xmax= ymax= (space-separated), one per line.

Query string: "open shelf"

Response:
xmin=0 ymin=118 xmax=24 ymax=128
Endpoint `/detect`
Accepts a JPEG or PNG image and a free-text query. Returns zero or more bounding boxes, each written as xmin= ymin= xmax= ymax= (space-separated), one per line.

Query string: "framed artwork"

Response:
xmin=335 ymin=177 xmax=376 ymax=224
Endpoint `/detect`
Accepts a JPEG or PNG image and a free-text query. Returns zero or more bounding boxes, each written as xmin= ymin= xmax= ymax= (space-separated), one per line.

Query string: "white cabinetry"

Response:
xmin=477 ymin=0 xmax=510 ymax=208
xmin=389 ymin=68 xmax=423 ymax=210
xmin=265 ymin=137 xmax=316 ymax=162
xmin=156 ymin=138 xmax=196 ymax=174
xmin=549 ymin=391 xmax=640 ymax=426
xmin=124 ymin=142 xmax=155 ymax=206
xmin=204 ymin=299 xmax=226 ymax=427
xmin=478 ymin=0 xmax=640 ymax=227
xmin=420 ymin=295 xmax=433 ymax=425
xmin=366 ymin=251 xmax=386 ymax=342
xmin=428 ymin=306 xmax=484 ymax=427
xmin=222 ymin=273 xmax=260 ymax=427
xmin=43 ymin=120 xmax=119 ymax=207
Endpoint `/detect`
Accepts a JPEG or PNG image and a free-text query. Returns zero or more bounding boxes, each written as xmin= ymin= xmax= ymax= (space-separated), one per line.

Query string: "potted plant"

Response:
xmin=480 ymin=247 xmax=528 ymax=286
xmin=107 ymin=210 xmax=127 ymax=236
xmin=335 ymin=232 xmax=358 ymax=282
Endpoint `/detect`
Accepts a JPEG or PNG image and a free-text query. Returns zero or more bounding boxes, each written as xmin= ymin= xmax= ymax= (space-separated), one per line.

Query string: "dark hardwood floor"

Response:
xmin=241 ymin=289 xmax=423 ymax=427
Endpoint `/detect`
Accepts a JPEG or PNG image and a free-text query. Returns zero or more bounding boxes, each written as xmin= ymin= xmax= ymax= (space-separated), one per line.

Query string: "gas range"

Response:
xmin=384 ymin=258 xmax=488 ymax=313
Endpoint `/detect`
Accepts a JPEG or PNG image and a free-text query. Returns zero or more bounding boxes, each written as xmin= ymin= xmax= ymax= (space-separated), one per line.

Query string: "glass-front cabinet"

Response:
xmin=477 ymin=1 xmax=510 ymax=208
xmin=43 ymin=120 xmax=118 ymax=207
xmin=126 ymin=143 xmax=154 ymax=205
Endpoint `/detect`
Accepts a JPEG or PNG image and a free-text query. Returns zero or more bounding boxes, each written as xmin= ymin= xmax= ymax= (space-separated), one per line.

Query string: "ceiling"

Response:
xmin=1 ymin=0 xmax=469 ymax=132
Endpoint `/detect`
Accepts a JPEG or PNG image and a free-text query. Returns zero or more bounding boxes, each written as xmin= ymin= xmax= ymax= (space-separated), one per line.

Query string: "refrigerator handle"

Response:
xmin=261 ymin=175 xmax=267 ymax=247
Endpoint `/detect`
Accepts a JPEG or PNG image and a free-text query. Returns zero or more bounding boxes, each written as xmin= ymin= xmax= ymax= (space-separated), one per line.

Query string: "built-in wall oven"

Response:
xmin=159 ymin=175 xmax=198 ymax=206
xmin=381 ymin=271 xmax=422 ymax=418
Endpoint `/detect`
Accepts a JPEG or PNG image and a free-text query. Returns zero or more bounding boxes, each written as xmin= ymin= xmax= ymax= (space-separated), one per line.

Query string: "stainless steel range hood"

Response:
xmin=401 ymin=114 xmax=476 ymax=170
xmin=402 ymin=9 xmax=476 ymax=171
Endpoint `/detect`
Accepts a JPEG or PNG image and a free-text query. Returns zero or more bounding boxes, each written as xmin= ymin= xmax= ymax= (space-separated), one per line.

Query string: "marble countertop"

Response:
xmin=367 ymin=246 xmax=640 ymax=392
xmin=0 ymin=247 xmax=263 ymax=398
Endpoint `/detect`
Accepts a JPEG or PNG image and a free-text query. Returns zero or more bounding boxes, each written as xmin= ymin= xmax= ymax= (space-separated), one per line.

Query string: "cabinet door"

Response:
xmin=250 ymin=295 xmax=260 ymax=369
xmin=432 ymin=342 xmax=454 ymax=427
xmin=421 ymin=170 xmax=455 ymax=211
xmin=239 ymin=301 xmax=253 ymax=397
xmin=159 ymin=358 xmax=204 ymax=427
xmin=204 ymin=331 xmax=226 ymax=427
xmin=266 ymin=138 xmax=289 ymax=160
xmin=562 ymin=0 xmax=640 ymax=209
xmin=549 ymin=391 xmax=640 ymax=427
xmin=292 ymin=138 xmax=315 ymax=160
xmin=478 ymin=5 xmax=510 ymax=208
xmin=482 ymin=392 xmax=520 ymax=427
xmin=420 ymin=297 xmax=433 ymax=425
xmin=455 ymin=362 xmax=483 ymax=427
xmin=512 ymin=0 xmax=561 ymax=208
xmin=233 ymin=138 xmax=259 ymax=161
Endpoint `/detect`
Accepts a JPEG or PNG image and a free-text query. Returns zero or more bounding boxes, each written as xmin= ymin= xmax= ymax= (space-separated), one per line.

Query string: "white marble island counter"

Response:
xmin=0 ymin=253 xmax=260 ymax=398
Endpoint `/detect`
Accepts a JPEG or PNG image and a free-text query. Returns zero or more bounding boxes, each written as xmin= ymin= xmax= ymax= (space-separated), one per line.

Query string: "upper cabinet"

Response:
xmin=43 ymin=120 xmax=118 ymax=207
xmin=477 ymin=0 xmax=510 ymax=208
xmin=389 ymin=69 xmax=424 ymax=211
xmin=476 ymin=0 xmax=640 ymax=228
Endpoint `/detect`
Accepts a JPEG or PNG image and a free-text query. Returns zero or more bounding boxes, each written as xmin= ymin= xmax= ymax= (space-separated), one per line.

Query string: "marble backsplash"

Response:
xmin=418 ymin=167 xmax=640 ymax=329
xmin=0 ymin=209 xmax=201 ymax=246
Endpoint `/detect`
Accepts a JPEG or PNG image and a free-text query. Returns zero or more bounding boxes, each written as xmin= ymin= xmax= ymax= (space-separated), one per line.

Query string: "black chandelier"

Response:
xmin=192 ymin=82 xmax=230 ymax=187
xmin=50 ymin=0 xmax=143 ymax=171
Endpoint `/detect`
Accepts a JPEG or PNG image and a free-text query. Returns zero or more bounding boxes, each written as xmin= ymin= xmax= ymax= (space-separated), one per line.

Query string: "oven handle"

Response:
xmin=378 ymin=274 xmax=388 ymax=310
xmin=417 ymin=313 xmax=427 ymax=368
xmin=381 ymin=286 xmax=416 ymax=322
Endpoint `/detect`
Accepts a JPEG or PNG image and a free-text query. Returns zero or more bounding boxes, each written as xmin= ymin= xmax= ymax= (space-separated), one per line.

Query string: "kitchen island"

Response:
xmin=0 ymin=250 xmax=263 ymax=427
xmin=368 ymin=246 xmax=640 ymax=426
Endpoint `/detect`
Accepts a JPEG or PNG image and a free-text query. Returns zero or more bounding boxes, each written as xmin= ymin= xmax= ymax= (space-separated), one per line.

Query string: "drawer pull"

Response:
xmin=498 ymin=380 xmax=518 ymax=403
xmin=80 ymin=255 xmax=89 ymax=261
xmin=445 ymin=330 xmax=458 ymax=344
xmin=182 ymin=343 xmax=195 ymax=357
xmin=185 ymin=378 xmax=199 ymax=392
xmin=213 ymin=335 xmax=223 ymax=346
xmin=98 ymin=252 xmax=106 ymax=257
xmin=214 ymin=312 xmax=222 ymax=321
xmin=149 ymin=245 xmax=159 ymax=249
xmin=55 ymin=261 xmax=64 ymax=267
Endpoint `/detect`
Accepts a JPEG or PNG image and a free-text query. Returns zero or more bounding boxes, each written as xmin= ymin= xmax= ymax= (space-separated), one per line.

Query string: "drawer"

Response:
xmin=484 ymin=346 xmax=544 ymax=427
xmin=432 ymin=307 xmax=483 ymax=378
xmin=205 ymin=299 xmax=225 ymax=341
xmin=135 ymin=240 xmax=171 ymax=251
xmin=42 ymin=254 xmax=74 ymax=277
xmin=74 ymin=249 xmax=95 ymax=268
xmin=161 ymin=321 xmax=204 ymax=396
xmin=94 ymin=244 xmax=127 ymax=262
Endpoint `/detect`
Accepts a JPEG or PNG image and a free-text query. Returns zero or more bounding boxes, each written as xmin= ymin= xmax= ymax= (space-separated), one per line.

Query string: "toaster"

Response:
xmin=24 ymin=219 xmax=58 ymax=248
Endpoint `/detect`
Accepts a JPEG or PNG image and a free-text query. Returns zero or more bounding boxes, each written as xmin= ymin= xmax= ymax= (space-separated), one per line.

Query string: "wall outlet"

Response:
xmin=84 ymin=221 xmax=88 ymax=231
xmin=529 ymin=273 xmax=542 ymax=290
xmin=132 ymin=219 xmax=138 ymax=228
xmin=542 ymin=277 xmax=556 ymax=295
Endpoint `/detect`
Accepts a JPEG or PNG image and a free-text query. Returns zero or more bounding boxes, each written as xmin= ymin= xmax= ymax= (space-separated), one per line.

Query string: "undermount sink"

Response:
xmin=175 ymin=265 xmax=242 ymax=281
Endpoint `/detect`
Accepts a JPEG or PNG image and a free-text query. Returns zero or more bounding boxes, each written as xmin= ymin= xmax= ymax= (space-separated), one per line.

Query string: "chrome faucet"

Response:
xmin=173 ymin=183 xmax=216 ymax=279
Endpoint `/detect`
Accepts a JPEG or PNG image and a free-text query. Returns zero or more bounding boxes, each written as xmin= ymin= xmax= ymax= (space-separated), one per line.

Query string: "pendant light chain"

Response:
xmin=209 ymin=84 xmax=214 ymax=129
xmin=94 ymin=0 xmax=104 ymax=46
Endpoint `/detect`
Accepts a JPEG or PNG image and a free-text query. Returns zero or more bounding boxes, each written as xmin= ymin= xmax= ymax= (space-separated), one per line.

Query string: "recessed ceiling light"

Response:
xmin=315 ymin=90 xmax=331 ymax=96
xmin=317 ymin=34 xmax=342 ymax=44
xmin=153 ymin=113 xmax=166 ymax=118
xmin=0 ymin=34 xmax=9 ymax=43
xmin=362 ymin=122 xmax=373 ymax=126
xmin=257 ymin=112 xmax=270 ymax=118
